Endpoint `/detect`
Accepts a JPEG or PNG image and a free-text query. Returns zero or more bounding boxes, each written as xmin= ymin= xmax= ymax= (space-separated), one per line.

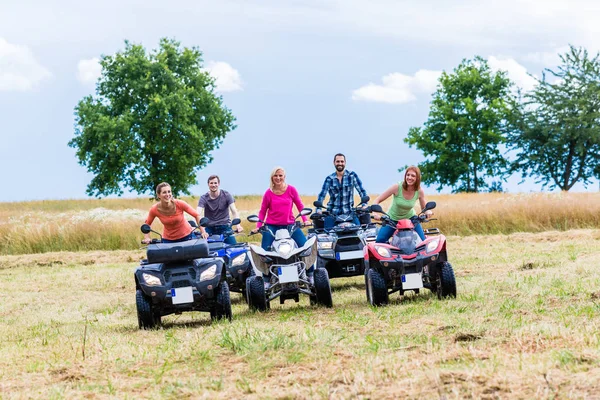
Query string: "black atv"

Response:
xmin=309 ymin=196 xmax=378 ymax=278
xmin=134 ymin=224 xmax=232 ymax=329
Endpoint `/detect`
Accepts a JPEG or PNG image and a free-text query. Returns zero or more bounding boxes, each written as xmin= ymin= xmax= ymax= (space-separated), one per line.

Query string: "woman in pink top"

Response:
xmin=250 ymin=167 xmax=311 ymax=250
xmin=142 ymin=182 xmax=206 ymax=243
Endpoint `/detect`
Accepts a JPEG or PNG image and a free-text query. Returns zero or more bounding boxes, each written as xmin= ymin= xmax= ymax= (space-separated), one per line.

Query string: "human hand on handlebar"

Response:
xmin=302 ymin=221 xmax=312 ymax=227
xmin=250 ymin=228 xmax=259 ymax=235
xmin=235 ymin=225 xmax=244 ymax=234
xmin=425 ymin=210 xmax=433 ymax=218
xmin=142 ymin=238 xmax=151 ymax=244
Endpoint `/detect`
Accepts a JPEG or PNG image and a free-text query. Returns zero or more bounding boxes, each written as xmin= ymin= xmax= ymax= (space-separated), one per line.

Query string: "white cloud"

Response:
xmin=488 ymin=56 xmax=538 ymax=92
xmin=77 ymin=57 xmax=102 ymax=86
xmin=351 ymin=69 xmax=442 ymax=104
xmin=203 ymin=61 xmax=243 ymax=92
xmin=0 ymin=38 xmax=51 ymax=91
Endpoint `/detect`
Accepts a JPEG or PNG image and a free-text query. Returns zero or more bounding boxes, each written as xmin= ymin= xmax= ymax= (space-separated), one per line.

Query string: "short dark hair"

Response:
xmin=333 ymin=153 xmax=346 ymax=162
xmin=207 ymin=175 xmax=220 ymax=184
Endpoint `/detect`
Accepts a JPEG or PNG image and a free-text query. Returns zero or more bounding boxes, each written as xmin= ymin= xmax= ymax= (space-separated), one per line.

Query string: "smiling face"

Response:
xmin=208 ymin=178 xmax=220 ymax=193
xmin=403 ymin=166 xmax=421 ymax=190
xmin=158 ymin=185 xmax=172 ymax=202
xmin=334 ymin=155 xmax=346 ymax=172
xmin=272 ymin=169 xmax=285 ymax=186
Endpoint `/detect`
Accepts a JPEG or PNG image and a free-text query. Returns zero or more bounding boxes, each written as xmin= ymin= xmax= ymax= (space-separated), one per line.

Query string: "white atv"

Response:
xmin=246 ymin=208 xmax=333 ymax=311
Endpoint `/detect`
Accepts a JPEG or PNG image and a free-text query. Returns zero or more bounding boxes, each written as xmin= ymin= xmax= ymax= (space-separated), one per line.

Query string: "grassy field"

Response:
xmin=2 ymin=192 xmax=600 ymax=255
xmin=1 ymin=229 xmax=600 ymax=398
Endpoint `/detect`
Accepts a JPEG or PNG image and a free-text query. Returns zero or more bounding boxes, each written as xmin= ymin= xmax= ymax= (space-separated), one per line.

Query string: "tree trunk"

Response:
xmin=561 ymin=141 xmax=576 ymax=191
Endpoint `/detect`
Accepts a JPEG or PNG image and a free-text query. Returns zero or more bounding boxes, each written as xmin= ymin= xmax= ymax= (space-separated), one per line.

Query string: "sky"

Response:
xmin=1 ymin=0 xmax=600 ymax=202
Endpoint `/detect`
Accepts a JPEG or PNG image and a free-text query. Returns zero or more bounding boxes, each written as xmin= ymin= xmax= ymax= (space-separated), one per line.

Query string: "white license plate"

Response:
xmin=171 ymin=286 xmax=194 ymax=304
xmin=401 ymin=273 xmax=423 ymax=290
xmin=337 ymin=250 xmax=364 ymax=261
xmin=277 ymin=265 xmax=299 ymax=283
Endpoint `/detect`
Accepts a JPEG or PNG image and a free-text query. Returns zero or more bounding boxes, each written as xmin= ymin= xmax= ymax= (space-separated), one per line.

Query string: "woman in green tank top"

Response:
xmin=372 ymin=166 xmax=433 ymax=242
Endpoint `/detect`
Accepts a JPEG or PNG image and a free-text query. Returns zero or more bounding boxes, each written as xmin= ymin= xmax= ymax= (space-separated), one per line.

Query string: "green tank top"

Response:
xmin=387 ymin=183 xmax=419 ymax=221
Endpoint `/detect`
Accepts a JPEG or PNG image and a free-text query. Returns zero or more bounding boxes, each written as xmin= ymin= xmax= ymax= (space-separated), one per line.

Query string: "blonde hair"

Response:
xmin=270 ymin=166 xmax=286 ymax=190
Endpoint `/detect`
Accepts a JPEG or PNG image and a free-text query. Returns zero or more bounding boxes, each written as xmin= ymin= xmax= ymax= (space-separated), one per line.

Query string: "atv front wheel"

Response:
xmin=246 ymin=275 xmax=268 ymax=312
xmin=367 ymin=268 xmax=388 ymax=306
xmin=211 ymin=282 xmax=233 ymax=321
xmin=136 ymin=290 xmax=159 ymax=329
xmin=435 ymin=262 xmax=457 ymax=299
xmin=313 ymin=268 xmax=333 ymax=308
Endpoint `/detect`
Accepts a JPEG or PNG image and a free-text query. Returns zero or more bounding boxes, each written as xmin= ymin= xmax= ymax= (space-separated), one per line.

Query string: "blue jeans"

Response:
xmin=206 ymin=225 xmax=237 ymax=245
xmin=324 ymin=214 xmax=360 ymax=229
xmin=261 ymin=224 xmax=307 ymax=251
xmin=162 ymin=232 xmax=194 ymax=243
xmin=375 ymin=222 xmax=425 ymax=243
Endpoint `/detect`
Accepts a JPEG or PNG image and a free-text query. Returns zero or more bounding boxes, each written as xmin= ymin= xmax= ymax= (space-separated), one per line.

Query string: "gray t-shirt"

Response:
xmin=197 ymin=190 xmax=235 ymax=226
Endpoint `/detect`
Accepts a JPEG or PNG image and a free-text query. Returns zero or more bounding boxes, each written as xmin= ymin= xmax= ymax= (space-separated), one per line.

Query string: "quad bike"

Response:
xmin=245 ymin=208 xmax=333 ymax=311
xmin=309 ymin=195 xmax=377 ymax=278
xmin=364 ymin=201 xmax=456 ymax=306
xmin=191 ymin=218 xmax=253 ymax=301
xmin=134 ymin=224 xmax=232 ymax=329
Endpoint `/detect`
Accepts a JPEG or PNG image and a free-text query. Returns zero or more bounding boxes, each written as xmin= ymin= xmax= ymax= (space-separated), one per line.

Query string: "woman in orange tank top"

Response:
xmin=142 ymin=182 xmax=206 ymax=243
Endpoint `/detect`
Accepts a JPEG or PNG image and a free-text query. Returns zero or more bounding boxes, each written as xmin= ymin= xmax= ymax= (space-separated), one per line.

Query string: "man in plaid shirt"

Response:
xmin=317 ymin=153 xmax=368 ymax=219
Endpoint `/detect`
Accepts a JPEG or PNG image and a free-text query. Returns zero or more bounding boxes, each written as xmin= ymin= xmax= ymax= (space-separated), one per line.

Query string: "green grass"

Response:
xmin=1 ymin=229 xmax=600 ymax=398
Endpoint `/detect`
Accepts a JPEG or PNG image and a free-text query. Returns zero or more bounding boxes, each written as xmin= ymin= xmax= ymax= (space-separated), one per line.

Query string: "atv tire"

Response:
xmin=211 ymin=282 xmax=233 ymax=321
xmin=367 ymin=268 xmax=388 ymax=306
xmin=242 ymin=267 xmax=256 ymax=304
xmin=436 ymin=261 xmax=457 ymax=299
xmin=136 ymin=289 xmax=159 ymax=329
xmin=313 ymin=268 xmax=333 ymax=308
xmin=246 ymin=275 xmax=268 ymax=312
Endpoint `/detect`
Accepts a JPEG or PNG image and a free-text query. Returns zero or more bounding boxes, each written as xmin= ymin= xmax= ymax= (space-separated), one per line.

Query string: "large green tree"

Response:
xmin=510 ymin=45 xmax=600 ymax=191
xmin=405 ymin=56 xmax=518 ymax=192
xmin=69 ymin=38 xmax=236 ymax=197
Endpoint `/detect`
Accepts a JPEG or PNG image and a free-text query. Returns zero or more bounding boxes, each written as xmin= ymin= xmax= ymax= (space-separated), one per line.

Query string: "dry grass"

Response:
xmin=2 ymin=192 xmax=600 ymax=255
xmin=1 ymin=229 xmax=600 ymax=398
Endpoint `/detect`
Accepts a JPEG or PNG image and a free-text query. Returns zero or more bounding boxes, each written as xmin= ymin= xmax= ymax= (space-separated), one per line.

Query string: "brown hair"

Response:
xmin=155 ymin=182 xmax=171 ymax=198
xmin=402 ymin=166 xmax=421 ymax=191
xmin=207 ymin=175 xmax=220 ymax=184
xmin=333 ymin=153 xmax=346 ymax=162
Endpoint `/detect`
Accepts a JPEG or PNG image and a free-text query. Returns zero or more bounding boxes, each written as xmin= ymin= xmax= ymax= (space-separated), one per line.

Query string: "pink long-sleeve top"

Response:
xmin=256 ymin=185 xmax=308 ymax=228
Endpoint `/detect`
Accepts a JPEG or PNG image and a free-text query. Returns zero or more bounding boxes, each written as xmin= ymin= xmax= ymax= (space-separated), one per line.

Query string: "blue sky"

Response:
xmin=1 ymin=0 xmax=599 ymax=202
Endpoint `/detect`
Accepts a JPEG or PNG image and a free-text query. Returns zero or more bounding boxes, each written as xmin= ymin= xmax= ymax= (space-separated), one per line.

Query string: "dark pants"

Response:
xmin=206 ymin=225 xmax=237 ymax=245
xmin=375 ymin=222 xmax=425 ymax=243
xmin=324 ymin=214 xmax=360 ymax=229
xmin=162 ymin=232 xmax=194 ymax=243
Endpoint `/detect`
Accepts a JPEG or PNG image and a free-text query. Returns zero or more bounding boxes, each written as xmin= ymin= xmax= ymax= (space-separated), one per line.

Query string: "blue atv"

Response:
xmin=194 ymin=218 xmax=254 ymax=301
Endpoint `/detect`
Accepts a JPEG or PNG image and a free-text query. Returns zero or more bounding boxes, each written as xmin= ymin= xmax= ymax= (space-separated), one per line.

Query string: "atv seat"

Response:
xmin=208 ymin=242 xmax=225 ymax=251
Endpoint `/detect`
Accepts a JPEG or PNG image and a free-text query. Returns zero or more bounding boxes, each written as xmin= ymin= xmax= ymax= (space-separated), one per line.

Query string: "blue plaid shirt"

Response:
xmin=317 ymin=170 xmax=368 ymax=216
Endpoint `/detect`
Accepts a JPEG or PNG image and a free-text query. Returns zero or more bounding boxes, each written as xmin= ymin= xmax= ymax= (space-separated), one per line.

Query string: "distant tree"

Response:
xmin=405 ymin=56 xmax=518 ymax=192
xmin=69 ymin=38 xmax=236 ymax=197
xmin=510 ymin=45 xmax=600 ymax=191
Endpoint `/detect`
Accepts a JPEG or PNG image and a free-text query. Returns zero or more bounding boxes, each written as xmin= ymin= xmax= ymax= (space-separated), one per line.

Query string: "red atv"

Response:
xmin=364 ymin=202 xmax=456 ymax=306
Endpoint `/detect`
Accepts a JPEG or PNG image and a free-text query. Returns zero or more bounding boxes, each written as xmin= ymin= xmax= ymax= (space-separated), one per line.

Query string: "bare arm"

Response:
xmin=418 ymin=188 xmax=432 ymax=216
xmin=374 ymin=184 xmax=399 ymax=205
xmin=196 ymin=206 xmax=205 ymax=218
xmin=229 ymin=203 xmax=243 ymax=232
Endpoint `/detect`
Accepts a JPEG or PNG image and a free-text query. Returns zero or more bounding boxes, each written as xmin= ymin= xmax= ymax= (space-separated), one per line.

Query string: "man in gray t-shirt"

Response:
xmin=197 ymin=175 xmax=243 ymax=245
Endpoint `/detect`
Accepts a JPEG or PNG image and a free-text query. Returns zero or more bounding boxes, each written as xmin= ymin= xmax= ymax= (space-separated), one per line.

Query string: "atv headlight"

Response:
xmin=142 ymin=273 xmax=161 ymax=286
xmin=318 ymin=241 xmax=333 ymax=249
xmin=231 ymin=253 xmax=247 ymax=267
xmin=426 ymin=239 xmax=440 ymax=253
xmin=375 ymin=246 xmax=391 ymax=258
xmin=275 ymin=242 xmax=293 ymax=258
xmin=199 ymin=264 xmax=217 ymax=281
